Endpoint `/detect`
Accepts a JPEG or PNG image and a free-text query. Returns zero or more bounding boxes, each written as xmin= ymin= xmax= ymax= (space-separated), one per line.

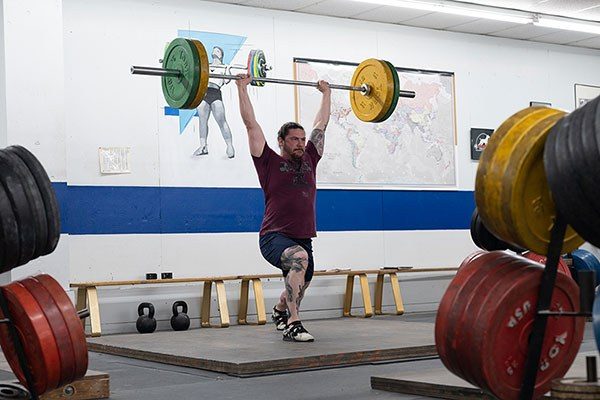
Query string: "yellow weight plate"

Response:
xmin=476 ymin=108 xmax=551 ymax=242
xmin=505 ymin=112 xmax=583 ymax=254
xmin=476 ymin=106 xmax=583 ymax=254
xmin=350 ymin=59 xmax=395 ymax=122
xmin=187 ymin=39 xmax=209 ymax=109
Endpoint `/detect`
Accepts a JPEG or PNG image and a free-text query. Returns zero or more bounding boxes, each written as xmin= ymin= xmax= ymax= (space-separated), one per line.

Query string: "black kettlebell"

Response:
xmin=170 ymin=300 xmax=190 ymax=331
xmin=136 ymin=302 xmax=157 ymax=334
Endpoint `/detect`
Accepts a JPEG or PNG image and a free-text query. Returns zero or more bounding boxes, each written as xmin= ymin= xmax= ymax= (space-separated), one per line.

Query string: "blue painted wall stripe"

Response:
xmin=51 ymin=184 xmax=475 ymax=235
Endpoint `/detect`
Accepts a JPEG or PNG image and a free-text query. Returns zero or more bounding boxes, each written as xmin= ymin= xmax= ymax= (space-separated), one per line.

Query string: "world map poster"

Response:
xmin=295 ymin=58 xmax=457 ymax=187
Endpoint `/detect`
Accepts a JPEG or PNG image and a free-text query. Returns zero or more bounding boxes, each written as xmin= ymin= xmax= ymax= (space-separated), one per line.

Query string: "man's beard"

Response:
xmin=291 ymin=149 xmax=304 ymax=159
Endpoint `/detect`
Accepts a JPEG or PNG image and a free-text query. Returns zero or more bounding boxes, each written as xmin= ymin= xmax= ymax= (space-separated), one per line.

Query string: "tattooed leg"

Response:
xmin=296 ymin=281 xmax=310 ymax=311
xmin=280 ymin=245 xmax=308 ymax=324
xmin=275 ymin=289 xmax=287 ymax=312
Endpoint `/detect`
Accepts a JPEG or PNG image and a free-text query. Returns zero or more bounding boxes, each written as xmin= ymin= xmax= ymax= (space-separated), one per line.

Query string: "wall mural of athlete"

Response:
xmin=194 ymin=46 xmax=235 ymax=159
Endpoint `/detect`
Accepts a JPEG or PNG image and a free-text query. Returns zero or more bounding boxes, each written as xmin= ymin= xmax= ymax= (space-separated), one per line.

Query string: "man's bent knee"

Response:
xmin=280 ymin=245 xmax=308 ymax=273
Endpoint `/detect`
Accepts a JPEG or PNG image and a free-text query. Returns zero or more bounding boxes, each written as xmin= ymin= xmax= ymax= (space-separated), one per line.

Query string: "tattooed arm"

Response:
xmin=310 ymin=80 xmax=331 ymax=156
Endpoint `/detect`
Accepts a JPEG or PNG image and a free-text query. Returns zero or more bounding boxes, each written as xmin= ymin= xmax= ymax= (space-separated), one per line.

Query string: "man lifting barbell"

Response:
xmin=131 ymin=38 xmax=418 ymax=340
xmin=236 ymin=73 xmax=330 ymax=342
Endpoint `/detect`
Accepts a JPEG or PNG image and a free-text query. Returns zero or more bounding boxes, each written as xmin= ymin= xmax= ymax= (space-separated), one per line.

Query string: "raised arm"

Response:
xmin=235 ymin=74 xmax=266 ymax=157
xmin=310 ymin=80 xmax=331 ymax=156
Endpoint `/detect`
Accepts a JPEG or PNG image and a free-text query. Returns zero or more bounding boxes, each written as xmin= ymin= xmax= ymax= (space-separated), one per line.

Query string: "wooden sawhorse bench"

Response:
xmin=72 ymin=267 xmax=457 ymax=336
xmin=72 ymin=275 xmax=240 ymax=337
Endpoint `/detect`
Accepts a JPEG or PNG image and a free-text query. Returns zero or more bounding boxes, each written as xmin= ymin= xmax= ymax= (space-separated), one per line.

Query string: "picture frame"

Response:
xmin=574 ymin=84 xmax=600 ymax=108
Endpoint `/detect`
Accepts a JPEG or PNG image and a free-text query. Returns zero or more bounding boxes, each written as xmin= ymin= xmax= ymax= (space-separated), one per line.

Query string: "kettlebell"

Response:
xmin=170 ymin=300 xmax=190 ymax=331
xmin=136 ymin=302 xmax=157 ymax=334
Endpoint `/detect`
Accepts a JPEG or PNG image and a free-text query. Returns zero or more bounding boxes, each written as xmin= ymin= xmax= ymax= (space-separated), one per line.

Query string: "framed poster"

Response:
xmin=575 ymin=84 xmax=600 ymax=108
xmin=470 ymin=128 xmax=493 ymax=161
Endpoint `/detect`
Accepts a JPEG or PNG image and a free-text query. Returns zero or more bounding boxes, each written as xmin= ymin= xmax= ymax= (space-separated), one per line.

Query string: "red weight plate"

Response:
xmin=459 ymin=263 xmax=540 ymax=389
xmin=0 ymin=282 xmax=61 ymax=394
xmin=34 ymin=275 xmax=88 ymax=380
xmin=20 ymin=278 xmax=75 ymax=386
xmin=435 ymin=251 xmax=487 ymax=369
xmin=443 ymin=251 xmax=517 ymax=377
xmin=521 ymin=251 xmax=571 ymax=277
xmin=477 ymin=268 xmax=584 ymax=399
xmin=449 ymin=256 xmax=528 ymax=383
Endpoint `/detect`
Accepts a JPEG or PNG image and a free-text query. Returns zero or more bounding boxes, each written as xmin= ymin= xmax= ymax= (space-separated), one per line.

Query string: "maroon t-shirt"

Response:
xmin=252 ymin=141 xmax=321 ymax=238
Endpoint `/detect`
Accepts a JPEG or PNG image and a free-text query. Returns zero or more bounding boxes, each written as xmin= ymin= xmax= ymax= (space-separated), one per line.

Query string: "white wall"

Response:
xmin=2 ymin=0 xmax=600 ymax=332
xmin=0 ymin=2 xmax=6 ymax=149
xmin=3 ymin=0 xmax=66 ymax=181
xmin=62 ymin=0 xmax=600 ymax=190
xmin=0 ymin=0 xmax=70 ymax=287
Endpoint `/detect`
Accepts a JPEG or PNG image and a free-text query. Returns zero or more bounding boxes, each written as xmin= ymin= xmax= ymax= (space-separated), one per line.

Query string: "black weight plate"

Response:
xmin=476 ymin=212 xmax=507 ymax=251
xmin=557 ymin=108 xmax=600 ymax=245
xmin=544 ymin=114 xmax=582 ymax=240
xmin=7 ymin=146 xmax=60 ymax=255
xmin=0 ymin=183 xmax=19 ymax=272
xmin=0 ymin=152 xmax=36 ymax=266
xmin=475 ymin=213 xmax=490 ymax=250
xmin=577 ymin=96 xmax=600 ymax=198
xmin=568 ymin=97 xmax=600 ymax=223
xmin=470 ymin=208 xmax=483 ymax=249
xmin=2 ymin=150 xmax=47 ymax=259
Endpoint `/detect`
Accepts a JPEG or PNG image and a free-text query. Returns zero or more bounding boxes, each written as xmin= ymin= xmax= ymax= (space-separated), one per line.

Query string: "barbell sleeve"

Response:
xmin=399 ymin=90 xmax=416 ymax=99
xmin=131 ymin=66 xmax=181 ymax=77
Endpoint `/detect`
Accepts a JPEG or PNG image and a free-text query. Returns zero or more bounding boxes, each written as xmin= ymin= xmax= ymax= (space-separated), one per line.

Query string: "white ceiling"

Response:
xmin=205 ymin=0 xmax=600 ymax=49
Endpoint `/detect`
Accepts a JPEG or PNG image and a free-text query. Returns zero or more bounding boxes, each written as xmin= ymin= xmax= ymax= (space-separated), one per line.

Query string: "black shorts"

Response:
xmin=259 ymin=232 xmax=314 ymax=282
xmin=203 ymin=86 xmax=222 ymax=105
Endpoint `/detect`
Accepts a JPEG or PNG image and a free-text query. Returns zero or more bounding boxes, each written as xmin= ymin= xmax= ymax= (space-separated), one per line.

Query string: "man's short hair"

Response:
xmin=277 ymin=122 xmax=305 ymax=140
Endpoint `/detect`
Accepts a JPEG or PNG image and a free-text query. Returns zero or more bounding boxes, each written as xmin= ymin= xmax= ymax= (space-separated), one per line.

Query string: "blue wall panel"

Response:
xmin=52 ymin=184 xmax=475 ymax=235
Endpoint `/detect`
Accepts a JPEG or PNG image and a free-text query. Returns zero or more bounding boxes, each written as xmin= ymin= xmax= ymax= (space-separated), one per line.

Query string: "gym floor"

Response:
xmin=0 ymin=312 xmax=596 ymax=399
xmin=85 ymin=312 xmax=439 ymax=400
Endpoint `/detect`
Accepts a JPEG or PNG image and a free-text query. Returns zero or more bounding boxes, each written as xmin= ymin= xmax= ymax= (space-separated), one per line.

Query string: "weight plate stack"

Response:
xmin=161 ymin=38 xmax=200 ymax=109
xmin=522 ymin=251 xmax=571 ymax=277
xmin=6 ymin=146 xmax=60 ymax=256
xmin=476 ymin=106 xmax=583 ymax=254
xmin=436 ymin=251 xmax=584 ymax=399
xmin=544 ymin=96 xmax=600 ymax=249
xmin=0 ymin=274 xmax=88 ymax=396
xmin=248 ymin=49 xmax=267 ymax=87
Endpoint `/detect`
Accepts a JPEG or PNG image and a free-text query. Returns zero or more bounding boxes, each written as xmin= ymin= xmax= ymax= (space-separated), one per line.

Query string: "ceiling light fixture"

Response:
xmin=534 ymin=16 xmax=600 ymax=35
xmin=351 ymin=0 xmax=533 ymax=24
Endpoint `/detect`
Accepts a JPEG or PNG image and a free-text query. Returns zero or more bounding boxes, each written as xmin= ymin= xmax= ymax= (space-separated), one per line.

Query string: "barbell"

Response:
xmin=131 ymin=38 xmax=416 ymax=123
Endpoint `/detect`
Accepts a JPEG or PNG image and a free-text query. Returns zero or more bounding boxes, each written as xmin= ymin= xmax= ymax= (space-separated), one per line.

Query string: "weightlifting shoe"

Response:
xmin=283 ymin=321 xmax=314 ymax=342
xmin=271 ymin=306 xmax=288 ymax=331
xmin=193 ymin=146 xmax=208 ymax=156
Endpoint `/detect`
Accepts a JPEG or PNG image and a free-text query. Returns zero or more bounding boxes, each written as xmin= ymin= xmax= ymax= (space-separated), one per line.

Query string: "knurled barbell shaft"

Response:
xmin=209 ymin=72 xmax=368 ymax=93
xmin=131 ymin=66 xmax=416 ymax=98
